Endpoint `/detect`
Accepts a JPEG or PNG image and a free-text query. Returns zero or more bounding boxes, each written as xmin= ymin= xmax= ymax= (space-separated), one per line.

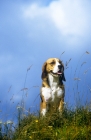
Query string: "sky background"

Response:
xmin=0 ymin=0 xmax=91 ymax=122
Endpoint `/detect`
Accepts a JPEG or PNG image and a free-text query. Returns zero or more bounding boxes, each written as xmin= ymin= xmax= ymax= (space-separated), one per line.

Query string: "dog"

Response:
xmin=40 ymin=58 xmax=66 ymax=116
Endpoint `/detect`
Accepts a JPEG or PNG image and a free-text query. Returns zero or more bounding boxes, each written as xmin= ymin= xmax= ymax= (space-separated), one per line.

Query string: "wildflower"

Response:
xmin=29 ymin=136 xmax=32 ymax=139
xmin=35 ymin=119 xmax=38 ymax=123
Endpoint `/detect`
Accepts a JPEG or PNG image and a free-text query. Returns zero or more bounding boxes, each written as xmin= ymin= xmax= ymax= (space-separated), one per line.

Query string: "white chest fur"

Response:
xmin=48 ymin=73 xmax=63 ymax=101
xmin=41 ymin=74 xmax=64 ymax=103
xmin=48 ymin=73 xmax=59 ymax=89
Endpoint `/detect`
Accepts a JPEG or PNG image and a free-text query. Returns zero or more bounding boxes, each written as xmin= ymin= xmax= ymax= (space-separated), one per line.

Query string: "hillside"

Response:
xmin=11 ymin=107 xmax=91 ymax=140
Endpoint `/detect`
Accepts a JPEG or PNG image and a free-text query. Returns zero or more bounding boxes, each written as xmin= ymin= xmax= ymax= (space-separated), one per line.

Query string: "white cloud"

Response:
xmin=22 ymin=3 xmax=48 ymax=19
xmin=49 ymin=0 xmax=88 ymax=36
xmin=22 ymin=0 xmax=89 ymax=38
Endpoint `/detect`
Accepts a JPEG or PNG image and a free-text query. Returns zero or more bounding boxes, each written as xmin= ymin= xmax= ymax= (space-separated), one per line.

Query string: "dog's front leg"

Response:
xmin=40 ymin=96 xmax=47 ymax=116
xmin=56 ymin=87 xmax=64 ymax=114
xmin=40 ymin=87 xmax=51 ymax=116
xmin=58 ymin=98 xmax=64 ymax=115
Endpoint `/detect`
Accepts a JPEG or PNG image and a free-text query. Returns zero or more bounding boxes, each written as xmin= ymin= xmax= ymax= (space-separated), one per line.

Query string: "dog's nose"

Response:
xmin=58 ymin=65 xmax=62 ymax=69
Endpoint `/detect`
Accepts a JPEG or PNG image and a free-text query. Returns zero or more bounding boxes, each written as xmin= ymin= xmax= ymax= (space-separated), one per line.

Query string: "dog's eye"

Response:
xmin=50 ymin=61 xmax=55 ymax=65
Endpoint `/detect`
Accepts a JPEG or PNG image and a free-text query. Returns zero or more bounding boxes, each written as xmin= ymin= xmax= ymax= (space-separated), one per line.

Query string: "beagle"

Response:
xmin=40 ymin=58 xmax=66 ymax=116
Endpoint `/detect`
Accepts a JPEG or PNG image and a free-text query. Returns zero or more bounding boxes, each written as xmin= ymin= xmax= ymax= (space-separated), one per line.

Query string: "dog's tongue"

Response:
xmin=57 ymin=71 xmax=62 ymax=75
xmin=57 ymin=72 xmax=62 ymax=75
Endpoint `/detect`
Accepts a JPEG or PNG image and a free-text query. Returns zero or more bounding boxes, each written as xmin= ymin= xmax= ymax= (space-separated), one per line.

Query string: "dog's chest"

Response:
xmin=48 ymin=74 xmax=63 ymax=101
xmin=48 ymin=73 xmax=59 ymax=89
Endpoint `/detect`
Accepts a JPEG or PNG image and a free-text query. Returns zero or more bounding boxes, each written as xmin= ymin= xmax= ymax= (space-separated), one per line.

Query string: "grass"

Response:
xmin=11 ymin=106 xmax=91 ymax=140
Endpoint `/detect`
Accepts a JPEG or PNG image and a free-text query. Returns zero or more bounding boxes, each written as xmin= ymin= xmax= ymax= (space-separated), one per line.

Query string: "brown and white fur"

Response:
xmin=40 ymin=58 xmax=66 ymax=116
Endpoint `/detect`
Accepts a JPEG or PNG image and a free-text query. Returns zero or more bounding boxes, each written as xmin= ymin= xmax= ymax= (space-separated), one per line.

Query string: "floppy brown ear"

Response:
xmin=41 ymin=62 xmax=47 ymax=79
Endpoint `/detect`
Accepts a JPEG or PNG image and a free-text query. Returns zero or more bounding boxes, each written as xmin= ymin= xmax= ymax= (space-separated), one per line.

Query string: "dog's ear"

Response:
xmin=59 ymin=64 xmax=66 ymax=84
xmin=41 ymin=62 xmax=47 ymax=79
xmin=62 ymin=63 xmax=66 ymax=81
xmin=62 ymin=73 xmax=66 ymax=81
xmin=59 ymin=72 xmax=66 ymax=85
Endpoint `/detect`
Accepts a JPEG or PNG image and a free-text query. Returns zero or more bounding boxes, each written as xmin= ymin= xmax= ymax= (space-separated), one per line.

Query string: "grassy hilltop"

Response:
xmin=11 ymin=107 xmax=91 ymax=140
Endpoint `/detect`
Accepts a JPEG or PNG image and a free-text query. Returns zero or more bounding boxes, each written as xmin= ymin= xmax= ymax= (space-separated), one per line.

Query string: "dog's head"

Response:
xmin=41 ymin=58 xmax=66 ymax=82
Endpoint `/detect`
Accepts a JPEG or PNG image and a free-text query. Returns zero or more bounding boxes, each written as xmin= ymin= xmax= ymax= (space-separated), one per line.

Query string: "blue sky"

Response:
xmin=0 ymin=0 xmax=91 ymax=122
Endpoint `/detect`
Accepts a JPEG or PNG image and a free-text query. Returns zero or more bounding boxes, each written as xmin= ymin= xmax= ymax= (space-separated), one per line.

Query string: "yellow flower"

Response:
xmin=29 ymin=136 xmax=32 ymax=139
xmin=35 ymin=120 xmax=38 ymax=123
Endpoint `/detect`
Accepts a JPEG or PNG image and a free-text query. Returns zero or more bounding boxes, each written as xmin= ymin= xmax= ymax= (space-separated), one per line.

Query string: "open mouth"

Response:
xmin=51 ymin=70 xmax=62 ymax=75
xmin=57 ymin=70 xmax=62 ymax=75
